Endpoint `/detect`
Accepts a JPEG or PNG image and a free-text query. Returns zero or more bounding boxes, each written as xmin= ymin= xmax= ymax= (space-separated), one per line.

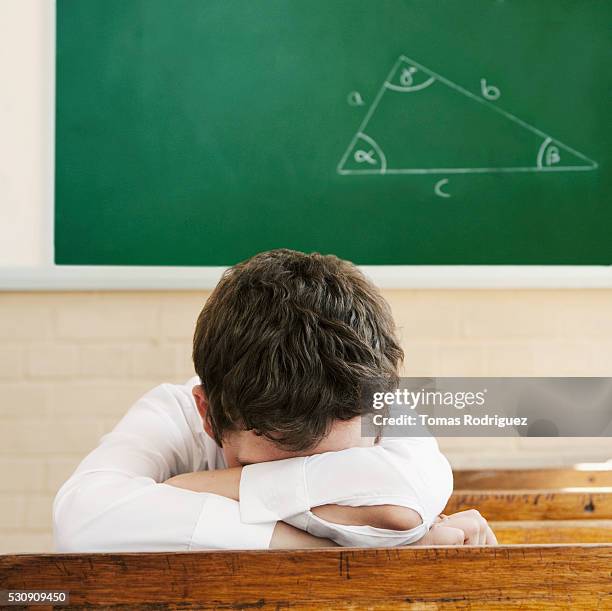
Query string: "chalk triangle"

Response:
xmin=338 ymin=56 xmax=597 ymax=175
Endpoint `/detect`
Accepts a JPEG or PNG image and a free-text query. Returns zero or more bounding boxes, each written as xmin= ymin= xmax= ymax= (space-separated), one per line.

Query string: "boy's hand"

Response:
xmin=413 ymin=509 xmax=497 ymax=545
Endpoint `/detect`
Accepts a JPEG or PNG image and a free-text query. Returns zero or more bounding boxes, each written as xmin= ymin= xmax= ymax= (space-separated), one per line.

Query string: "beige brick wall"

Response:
xmin=1 ymin=289 xmax=611 ymax=553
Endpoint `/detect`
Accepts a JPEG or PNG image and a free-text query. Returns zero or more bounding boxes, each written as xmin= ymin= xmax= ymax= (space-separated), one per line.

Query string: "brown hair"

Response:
xmin=192 ymin=249 xmax=403 ymax=451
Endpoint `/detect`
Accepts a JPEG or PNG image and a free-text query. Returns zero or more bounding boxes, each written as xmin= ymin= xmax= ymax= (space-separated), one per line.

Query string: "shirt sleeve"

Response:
xmin=284 ymin=510 xmax=430 ymax=547
xmin=239 ymin=436 xmax=453 ymax=527
xmin=53 ymin=382 xmax=275 ymax=552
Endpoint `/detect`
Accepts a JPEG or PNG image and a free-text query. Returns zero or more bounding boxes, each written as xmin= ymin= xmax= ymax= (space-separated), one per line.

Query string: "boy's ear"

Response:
xmin=192 ymin=385 xmax=215 ymax=440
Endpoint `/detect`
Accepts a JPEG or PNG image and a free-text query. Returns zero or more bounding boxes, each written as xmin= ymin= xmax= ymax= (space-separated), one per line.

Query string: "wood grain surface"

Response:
xmin=445 ymin=488 xmax=612 ymax=520
xmin=454 ymin=467 xmax=612 ymax=490
xmin=2 ymin=545 xmax=611 ymax=609
xmin=491 ymin=520 xmax=612 ymax=544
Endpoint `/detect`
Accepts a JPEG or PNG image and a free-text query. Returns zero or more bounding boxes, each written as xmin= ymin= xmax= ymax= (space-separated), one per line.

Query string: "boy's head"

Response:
xmin=192 ymin=248 xmax=403 ymax=466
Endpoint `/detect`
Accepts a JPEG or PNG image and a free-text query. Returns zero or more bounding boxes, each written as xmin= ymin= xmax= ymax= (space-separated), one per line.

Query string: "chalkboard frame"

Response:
xmin=3 ymin=263 xmax=612 ymax=292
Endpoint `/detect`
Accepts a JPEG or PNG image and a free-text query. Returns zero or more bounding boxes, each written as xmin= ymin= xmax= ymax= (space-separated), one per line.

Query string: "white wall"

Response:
xmin=0 ymin=0 xmax=52 ymax=266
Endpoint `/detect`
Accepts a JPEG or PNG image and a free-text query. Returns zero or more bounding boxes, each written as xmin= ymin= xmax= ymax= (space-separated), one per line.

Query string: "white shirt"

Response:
xmin=53 ymin=376 xmax=453 ymax=552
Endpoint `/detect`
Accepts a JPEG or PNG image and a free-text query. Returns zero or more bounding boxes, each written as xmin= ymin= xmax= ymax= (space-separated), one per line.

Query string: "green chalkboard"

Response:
xmin=55 ymin=1 xmax=610 ymax=266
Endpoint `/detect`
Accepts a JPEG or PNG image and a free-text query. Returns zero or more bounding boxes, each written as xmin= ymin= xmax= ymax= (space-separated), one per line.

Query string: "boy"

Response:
xmin=53 ymin=249 xmax=495 ymax=550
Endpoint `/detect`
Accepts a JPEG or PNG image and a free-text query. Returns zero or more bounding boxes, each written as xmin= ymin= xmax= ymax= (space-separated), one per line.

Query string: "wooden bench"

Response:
xmin=451 ymin=465 xmax=612 ymax=545
xmin=454 ymin=466 xmax=612 ymax=490
xmin=445 ymin=487 xmax=612 ymax=520
xmin=490 ymin=520 xmax=612 ymax=543
xmin=2 ymin=545 xmax=611 ymax=609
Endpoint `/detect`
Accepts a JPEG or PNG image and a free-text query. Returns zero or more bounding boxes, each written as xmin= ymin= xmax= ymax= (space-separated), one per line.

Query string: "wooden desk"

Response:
xmin=2 ymin=545 xmax=611 ymax=609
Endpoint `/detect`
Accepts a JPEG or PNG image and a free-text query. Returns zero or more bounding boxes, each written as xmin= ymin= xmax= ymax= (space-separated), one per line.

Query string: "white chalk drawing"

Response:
xmin=337 ymin=55 xmax=598 ymax=176
xmin=434 ymin=178 xmax=451 ymax=198
xmin=480 ymin=78 xmax=501 ymax=101
xmin=347 ymin=91 xmax=365 ymax=106
xmin=350 ymin=132 xmax=387 ymax=172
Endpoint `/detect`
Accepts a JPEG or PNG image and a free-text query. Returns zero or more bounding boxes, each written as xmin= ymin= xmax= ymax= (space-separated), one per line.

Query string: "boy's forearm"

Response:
xmin=164 ymin=468 xmax=242 ymax=500
xmin=310 ymin=504 xmax=421 ymax=530
xmin=164 ymin=470 xmax=337 ymax=547
xmin=164 ymin=470 xmax=422 ymax=531
xmin=270 ymin=522 xmax=337 ymax=548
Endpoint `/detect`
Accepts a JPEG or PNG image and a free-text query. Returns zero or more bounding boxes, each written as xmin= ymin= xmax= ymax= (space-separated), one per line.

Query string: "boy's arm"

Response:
xmin=53 ymin=382 xmax=330 ymax=551
xmin=239 ymin=436 xmax=452 ymax=528
xmin=165 ymin=436 xmax=451 ymax=546
xmin=165 ymin=455 xmax=497 ymax=547
xmin=165 ymin=469 xmax=422 ymax=531
xmin=271 ymin=521 xmax=338 ymax=548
